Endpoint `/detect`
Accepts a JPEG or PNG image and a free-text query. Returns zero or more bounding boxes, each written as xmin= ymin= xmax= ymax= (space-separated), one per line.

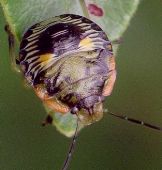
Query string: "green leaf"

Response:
xmin=0 ymin=0 xmax=140 ymax=137
xmin=88 ymin=0 xmax=140 ymax=41
xmin=44 ymin=106 xmax=84 ymax=137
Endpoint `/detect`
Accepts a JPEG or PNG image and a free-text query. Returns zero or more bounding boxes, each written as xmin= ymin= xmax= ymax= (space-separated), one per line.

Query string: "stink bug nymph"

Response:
xmin=7 ymin=14 xmax=116 ymax=126
xmin=5 ymin=14 xmax=162 ymax=170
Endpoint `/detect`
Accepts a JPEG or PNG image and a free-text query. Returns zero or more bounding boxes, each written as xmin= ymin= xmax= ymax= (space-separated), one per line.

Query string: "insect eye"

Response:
xmin=71 ymin=107 xmax=79 ymax=114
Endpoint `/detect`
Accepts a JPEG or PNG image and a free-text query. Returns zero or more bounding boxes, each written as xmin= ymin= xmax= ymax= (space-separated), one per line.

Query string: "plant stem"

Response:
xmin=0 ymin=0 xmax=19 ymax=42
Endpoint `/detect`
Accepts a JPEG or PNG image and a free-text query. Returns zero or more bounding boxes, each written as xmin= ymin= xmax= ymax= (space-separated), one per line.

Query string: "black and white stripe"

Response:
xmin=19 ymin=14 xmax=112 ymax=86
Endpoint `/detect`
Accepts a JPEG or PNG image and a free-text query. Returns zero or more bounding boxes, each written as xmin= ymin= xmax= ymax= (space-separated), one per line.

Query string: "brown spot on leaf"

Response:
xmin=88 ymin=4 xmax=104 ymax=17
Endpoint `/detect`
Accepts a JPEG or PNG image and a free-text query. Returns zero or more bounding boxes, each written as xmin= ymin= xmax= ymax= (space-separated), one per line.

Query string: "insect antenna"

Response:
xmin=61 ymin=116 xmax=79 ymax=170
xmin=106 ymin=110 xmax=162 ymax=131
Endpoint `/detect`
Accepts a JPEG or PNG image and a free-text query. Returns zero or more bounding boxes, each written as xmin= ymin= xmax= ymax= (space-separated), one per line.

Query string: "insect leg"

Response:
xmin=4 ymin=24 xmax=20 ymax=73
xmin=107 ymin=111 xmax=162 ymax=132
xmin=41 ymin=114 xmax=53 ymax=126
xmin=61 ymin=116 xmax=79 ymax=170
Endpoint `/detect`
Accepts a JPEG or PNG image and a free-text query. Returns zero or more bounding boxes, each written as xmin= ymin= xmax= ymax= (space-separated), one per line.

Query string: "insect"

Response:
xmin=5 ymin=14 xmax=116 ymax=126
xmin=5 ymin=14 xmax=162 ymax=170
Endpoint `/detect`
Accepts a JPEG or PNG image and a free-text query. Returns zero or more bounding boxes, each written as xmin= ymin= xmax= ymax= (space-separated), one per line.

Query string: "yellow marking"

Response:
xmin=38 ymin=53 xmax=54 ymax=63
xmin=79 ymin=37 xmax=93 ymax=49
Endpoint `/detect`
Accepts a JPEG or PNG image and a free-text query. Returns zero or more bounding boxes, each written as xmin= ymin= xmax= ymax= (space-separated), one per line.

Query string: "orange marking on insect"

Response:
xmin=102 ymin=55 xmax=116 ymax=96
xmin=44 ymin=99 xmax=70 ymax=114
xmin=102 ymin=70 xmax=116 ymax=96
xmin=34 ymin=85 xmax=69 ymax=113
xmin=34 ymin=85 xmax=50 ymax=100
xmin=108 ymin=55 xmax=116 ymax=70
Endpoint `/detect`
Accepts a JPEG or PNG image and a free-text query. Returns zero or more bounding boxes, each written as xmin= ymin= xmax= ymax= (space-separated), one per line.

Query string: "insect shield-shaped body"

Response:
xmin=19 ymin=14 xmax=116 ymax=126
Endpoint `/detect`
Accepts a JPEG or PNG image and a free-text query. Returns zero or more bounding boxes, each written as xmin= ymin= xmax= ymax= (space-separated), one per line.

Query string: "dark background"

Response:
xmin=0 ymin=0 xmax=162 ymax=170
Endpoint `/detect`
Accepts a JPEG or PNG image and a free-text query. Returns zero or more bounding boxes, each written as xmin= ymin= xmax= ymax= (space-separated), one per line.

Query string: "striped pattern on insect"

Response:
xmin=18 ymin=14 xmax=116 ymax=125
